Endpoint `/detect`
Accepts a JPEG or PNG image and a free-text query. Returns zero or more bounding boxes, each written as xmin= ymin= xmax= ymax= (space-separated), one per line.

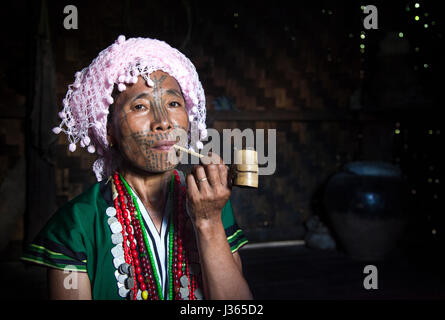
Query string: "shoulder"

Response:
xmin=54 ymin=181 xmax=110 ymax=223
xmin=20 ymin=181 xmax=112 ymax=270
xmin=35 ymin=181 xmax=108 ymax=246
xmin=62 ymin=181 xmax=107 ymax=213
xmin=20 ymin=182 xmax=108 ymax=272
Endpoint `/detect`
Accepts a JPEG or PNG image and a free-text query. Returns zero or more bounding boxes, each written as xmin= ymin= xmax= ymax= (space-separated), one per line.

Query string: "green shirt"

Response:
xmin=21 ymin=170 xmax=248 ymax=300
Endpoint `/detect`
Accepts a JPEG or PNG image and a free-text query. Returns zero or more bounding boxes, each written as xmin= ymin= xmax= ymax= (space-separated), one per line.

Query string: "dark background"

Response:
xmin=0 ymin=0 xmax=443 ymax=299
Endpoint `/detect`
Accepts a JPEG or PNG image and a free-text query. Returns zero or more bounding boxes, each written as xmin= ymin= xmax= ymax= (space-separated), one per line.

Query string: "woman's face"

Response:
xmin=108 ymin=70 xmax=189 ymax=173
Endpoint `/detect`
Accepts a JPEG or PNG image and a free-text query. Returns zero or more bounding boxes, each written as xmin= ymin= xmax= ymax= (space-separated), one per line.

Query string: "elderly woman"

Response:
xmin=21 ymin=36 xmax=252 ymax=300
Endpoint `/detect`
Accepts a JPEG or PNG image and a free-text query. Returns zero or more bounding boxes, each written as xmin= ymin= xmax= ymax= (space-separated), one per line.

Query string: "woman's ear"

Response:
xmin=106 ymin=101 xmax=116 ymax=147
xmin=106 ymin=120 xmax=115 ymax=148
xmin=106 ymin=118 xmax=115 ymax=148
xmin=106 ymin=84 xmax=120 ymax=148
xmin=107 ymin=136 xmax=114 ymax=147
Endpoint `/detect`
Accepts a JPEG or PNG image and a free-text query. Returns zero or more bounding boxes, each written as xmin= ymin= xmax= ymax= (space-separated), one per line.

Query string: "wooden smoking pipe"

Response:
xmin=173 ymin=145 xmax=258 ymax=188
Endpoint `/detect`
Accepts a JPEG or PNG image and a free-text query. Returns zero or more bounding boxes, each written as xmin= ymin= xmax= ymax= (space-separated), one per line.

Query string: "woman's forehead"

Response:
xmin=148 ymin=70 xmax=181 ymax=88
xmin=117 ymin=71 xmax=182 ymax=103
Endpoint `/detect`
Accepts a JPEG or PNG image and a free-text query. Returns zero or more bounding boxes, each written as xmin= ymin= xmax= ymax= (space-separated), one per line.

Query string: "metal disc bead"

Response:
xmin=111 ymin=244 xmax=124 ymax=258
xmin=110 ymin=221 xmax=123 ymax=234
xmin=118 ymin=274 xmax=127 ymax=284
xmin=111 ymin=232 xmax=123 ymax=245
xmin=129 ymin=265 xmax=135 ymax=278
xmin=106 ymin=207 xmax=117 ymax=217
xmin=118 ymin=263 xmax=131 ymax=275
xmin=107 ymin=216 xmax=118 ymax=225
xmin=113 ymin=256 xmax=125 ymax=269
xmin=118 ymin=286 xmax=129 ymax=298
xmin=180 ymin=286 xmax=189 ymax=299
xmin=180 ymin=275 xmax=189 ymax=288
xmin=125 ymin=277 xmax=135 ymax=289
xmin=194 ymin=288 xmax=203 ymax=300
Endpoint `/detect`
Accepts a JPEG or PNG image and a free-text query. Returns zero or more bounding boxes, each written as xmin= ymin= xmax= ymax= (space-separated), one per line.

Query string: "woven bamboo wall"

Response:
xmin=0 ymin=0 xmax=442 ymax=254
xmin=40 ymin=1 xmax=373 ymax=242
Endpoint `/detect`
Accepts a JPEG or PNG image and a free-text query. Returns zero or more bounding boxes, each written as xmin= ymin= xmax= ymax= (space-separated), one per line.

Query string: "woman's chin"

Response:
xmin=145 ymin=163 xmax=178 ymax=173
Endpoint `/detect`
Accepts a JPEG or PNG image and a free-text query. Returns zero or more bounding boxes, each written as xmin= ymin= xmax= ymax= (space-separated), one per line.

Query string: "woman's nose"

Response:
xmin=150 ymin=115 xmax=173 ymax=132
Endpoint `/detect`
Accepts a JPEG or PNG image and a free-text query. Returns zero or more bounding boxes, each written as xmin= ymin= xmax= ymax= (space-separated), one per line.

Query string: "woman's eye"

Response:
xmin=133 ymin=104 xmax=146 ymax=111
xmin=169 ymin=101 xmax=181 ymax=107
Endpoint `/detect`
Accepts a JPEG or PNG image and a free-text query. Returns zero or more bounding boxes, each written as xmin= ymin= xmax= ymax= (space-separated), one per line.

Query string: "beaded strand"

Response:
xmin=120 ymin=173 xmax=166 ymax=300
xmin=112 ymin=170 xmax=194 ymax=300
xmin=111 ymin=175 xmax=138 ymax=300
xmin=121 ymin=185 xmax=156 ymax=299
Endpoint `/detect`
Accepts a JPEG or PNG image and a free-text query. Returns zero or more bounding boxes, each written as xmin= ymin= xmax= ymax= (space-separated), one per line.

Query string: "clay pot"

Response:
xmin=324 ymin=161 xmax=407 ymax=261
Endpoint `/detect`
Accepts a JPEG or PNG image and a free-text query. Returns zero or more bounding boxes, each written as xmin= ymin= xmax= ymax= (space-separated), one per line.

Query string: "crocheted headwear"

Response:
xmin=53 ymin=35 xmax=207 ymax=181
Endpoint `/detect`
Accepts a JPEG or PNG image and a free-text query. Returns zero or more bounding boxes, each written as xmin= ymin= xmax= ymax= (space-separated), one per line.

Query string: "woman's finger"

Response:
xmin=201 ymin=152 xmax=225 ymax=186
xmin=186 ymin=172 xmax=199 ymax=199
xmin=200 ymin=151 xmax=222 ymax=165
xmin=192 ymin=165 xmax=211 ymax=192
xmin=204 ymin=163 xmax=221 ymax=187
xmin=218 ymin=164 xmax=229 ymax=187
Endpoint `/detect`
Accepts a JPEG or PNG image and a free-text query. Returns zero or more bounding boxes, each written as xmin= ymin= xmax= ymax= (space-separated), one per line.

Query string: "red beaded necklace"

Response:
xmin=111 ymin=169 xmax=199 ymax=300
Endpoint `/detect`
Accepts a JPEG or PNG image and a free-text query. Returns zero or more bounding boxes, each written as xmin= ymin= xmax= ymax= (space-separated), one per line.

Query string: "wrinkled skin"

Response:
xmin=107 ymin=71 xmax=188 ymax=173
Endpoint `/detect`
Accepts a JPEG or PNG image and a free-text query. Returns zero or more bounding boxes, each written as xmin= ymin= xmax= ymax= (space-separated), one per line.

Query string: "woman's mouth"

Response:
xmin=151 ymin=140 xmax=176 ymax=151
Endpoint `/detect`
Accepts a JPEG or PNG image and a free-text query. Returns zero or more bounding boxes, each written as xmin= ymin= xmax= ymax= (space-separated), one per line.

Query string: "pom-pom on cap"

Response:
xmin=82 ymin=136 xmax=91 ymax=146
xmin=117 ymin=35 xmax=126 ymax=44
xmin=52 ymin=127 xmax=62 ymax=134
xmin=106 ymin=95 xmax=114 ymax=104
xmin=118 ymin=83 xmax=126 ymax=92
xmin=69 ymin=143 xmax=77 ymax=152
xmin=145 ymin=78 xmax=155 ymax=87
xmin=200 ymin=128 xmax=208 ymax=140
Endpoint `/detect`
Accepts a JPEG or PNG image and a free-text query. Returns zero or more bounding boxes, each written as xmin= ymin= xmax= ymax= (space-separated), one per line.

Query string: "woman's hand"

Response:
xmin=184 ymin=152 xmax=252 ymax=299
xmin=186 ymin=152 xmax=231 ymax=228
